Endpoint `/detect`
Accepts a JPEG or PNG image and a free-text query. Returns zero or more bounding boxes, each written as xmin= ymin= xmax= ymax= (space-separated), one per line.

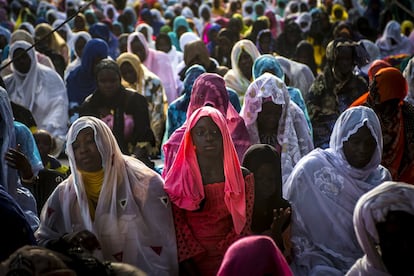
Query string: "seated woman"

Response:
xmin=116 ymin=52 xmax=166 ymax=157
xmin=240 ymin=73 xmax=314 ymax=183
xmin=305 ymin=38 xmax=368 ymax=149
xmin=242 ymin=144 xmax=292 ymax=259
xmin=350 ymin=67 xmax=414 ymax=184
xmin=35 ymin=116 xmax=178 ymax=275
xmin=217 ymin=236 xmax=293 ymax=276
xmin=78 ymin=59 xmax=155 ymax=168
xmin=347 ymin=181 xmax=414 ymax=276
xmin=284 ymin=106 xmax=392 ymax=275
xmin=4 ymin=40 xmax=68 ymax=151
xmin=252 ymin=54 xmax=313 ymax=136
xmin=164 ymin=106 xmax=254 ymax=276
xmin=162 ymin=73 xmax=251 ymax=177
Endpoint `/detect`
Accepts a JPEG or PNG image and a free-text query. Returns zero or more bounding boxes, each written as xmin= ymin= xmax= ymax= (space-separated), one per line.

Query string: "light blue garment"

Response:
xmin=0 ymin=87 xmax=41 ymax=230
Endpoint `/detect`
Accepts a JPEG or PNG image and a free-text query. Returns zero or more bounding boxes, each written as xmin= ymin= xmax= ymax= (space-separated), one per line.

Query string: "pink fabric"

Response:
xmin=217 ymin=235 xmax=293 ymax=276
xmin=127 ymin=32 xmax=178 ymax=104
xmin=100 ymin=113 xmax=135 ymax=141
xmin=164 ymin=106 xmax=247 ymax=234
xmin=162 ymin=73 xmax=251 ymax=176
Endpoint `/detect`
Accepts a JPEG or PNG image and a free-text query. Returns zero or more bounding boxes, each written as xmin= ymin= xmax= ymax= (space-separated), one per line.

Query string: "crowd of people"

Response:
xmin=0 ymin=0 xmax=413 ymax=274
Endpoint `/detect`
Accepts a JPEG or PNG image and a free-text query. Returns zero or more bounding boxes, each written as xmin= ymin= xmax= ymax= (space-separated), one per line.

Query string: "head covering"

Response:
xmin=136 ymin=23 xmax=155 ymax=49
xmin=274 ymin=55 xmax=315 ymax=96
xmin=329 ymin=106 xmax=383 ymax=179
xmin=8 ymin=40 xmax=39 ymax=110
xmin=10 ymin=29 xmax=34 ymax=44
xmin=168 ymin=15 xmax=191 ymax=51
xmin=116 ymin=51 xmax=156 ymax=93
xmin=330 ymin=3 xmax=348 ymax=23
xmin=284 ymin=106 xmax=390 ymax=275
xmin=36 ymin=116 xmax=178 ymax=273
xmin=164 ymin=106 xmax=246 ymax=234
xmin=66 ymin=38 xmax=109 ymax=106
xmin=367 ymin=59 xmax=392 ymax=81
xmin=241 ymin=73 xmax=313 ymax=182
xmin=376 ymin=20 xmax=413 ymax=58
xmin=183 ymin=39 xmax=210 ymax=69
xmin=372 ymin=67 xmax=408 ymax=103
xmin=162 ymin=73 xmax=251 ymax=179
xmin=51 ymin=19 xmax=73 ymax=42
xmin=403 ymin=55 xmax=414 ymax=104
xmin=179 ymin=31 xmax=200 ymax=54
xmin=217 ymin=236 xmax=293 ymax=276
xmin=348 ymin=181 xmax=414 ymax=275
xmin=224 ymin=39 xmax=260 ymax=98
xmin=295 ymin=12 xmax=312 ymax=33
xmin=127 ymin=31 xmax=177 ymax=103
xmin=360 ymin=39 xmax=381 ymax=76
xmin=175 ymin=64 xmax=206 ymax=111
xmin=252 ymin=54 xmax=284 ymax=80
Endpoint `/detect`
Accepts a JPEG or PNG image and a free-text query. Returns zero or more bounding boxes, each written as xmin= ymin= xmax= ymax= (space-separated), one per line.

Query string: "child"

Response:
xmin=33 ymin=129 xmax=69 ymax=176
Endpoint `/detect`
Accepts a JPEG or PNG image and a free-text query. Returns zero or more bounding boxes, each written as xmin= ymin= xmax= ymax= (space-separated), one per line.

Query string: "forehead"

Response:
xmin=193 ymin=116 xmax=218 ymax=128
xmin=74 ymin=127 xmax=95 ymax=141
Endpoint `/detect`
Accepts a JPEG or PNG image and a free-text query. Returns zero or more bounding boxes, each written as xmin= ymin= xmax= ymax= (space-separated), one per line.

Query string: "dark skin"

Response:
xmin=5 ymin=144 xmax=33 ymax=180
xmin=257 ymin=102 xmax=283 ymax=137
xmin=238 ymin=50 xmax=253 ymax=81
xmin=191 ymin=116 xmax=224 ymax=184
xmin=12 ymin=48 xmax=31 ymax=74
xmin=130 ymin=36 xmax=147 ymax=63
xmin=376 ymin=211 xmax=414 ymax=276
xmin=180 ymin=116 xmax=225 ymax=275
xmin=342 ymin=124 xmax=377 ymax=169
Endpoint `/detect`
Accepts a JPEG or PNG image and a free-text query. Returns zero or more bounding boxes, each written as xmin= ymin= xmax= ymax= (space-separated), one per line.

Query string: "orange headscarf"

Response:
xmin=374 ymin=67 xmax=408 ymax=103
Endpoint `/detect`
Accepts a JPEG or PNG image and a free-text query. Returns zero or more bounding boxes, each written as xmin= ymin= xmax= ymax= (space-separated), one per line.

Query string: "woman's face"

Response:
xmin=130 ymin=36 xmax=147 ymax=62
xmin=12 ymin=48 xmax=31 ymax=74
xmin=120 ymin=62 xmax=138 ymax=84
xmin=75 ymin=36 xmax=87 ymax=58
xmin=238 ymin=49 xmax=253 ymax=80
xmin=191 ymin=116 xmax=223 ymax=159
xmin=96 ymin=68 xmax=120 ymax=98
xmin=342 ymin=124 xmax=376 ymax=168
xmin=72 ymin=127 xmax=102 ymax=172
xmin=254 ymin=163 xmax=277 ymax=198
xmin=257 ymin=101 xmax=282 ymax=135
xmin=333 ymin=46 xmax=354 ymax=78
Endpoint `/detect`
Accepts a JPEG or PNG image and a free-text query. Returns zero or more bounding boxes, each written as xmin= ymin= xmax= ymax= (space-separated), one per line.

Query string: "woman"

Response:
xmin=4 ymin=40 xmax=68 ymax=146
xmin=164 ymin=106 xmax=254 ymax=276
xmin=217 ymin=236 xmax=293 ymax=276
xmin=66 ymin=38 xmax=109 ymax=114
xmin=162 ymin=73 xmax=251 ymax=176
xmin=116 ymin=52 xmax=166 ymax=156
xmin=347 ymin=181 xmax=414 ymax=276
xmin=35 ymin=116 xmax=178 ymax=275
xmin=241 ymin=73 xmax=313 ymax=183
xmin=0 ymin=86 xmax=41 ymax=230
xmin=376 ymin=20 xmax=413 ymax=58
xmin=284 ymin=106 xmax=392 ymax=275
xmin=64 ymin=31 xmax=91 ymax=81
xmin=168 ymin=15 xmax=192 ymax=52
xmin=242 ymin=144 xmax=292 ymax=258
xmin=78 ymin=59 xmax=155 ymax=164
xmin=164 ymin=65 xmax=206 ymax=140
xmin=350 ymin=67 xmax=414 ymax=184
xmin=34 ymin=23 xmax=69 ymax=78
xmin=224 ymin=39 xmax=260 ymax=102
xmin=127 ymin=31 xmax=177 ymax=104
xmin=252 ymin=54 xmax=313 ymax=135
xmin=306 ymin=38 xmax=368 ymax=149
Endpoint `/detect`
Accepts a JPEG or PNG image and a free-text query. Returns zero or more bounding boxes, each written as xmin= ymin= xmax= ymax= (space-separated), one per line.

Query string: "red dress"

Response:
xmin=173 ymin=175 xmax=254 ymax=276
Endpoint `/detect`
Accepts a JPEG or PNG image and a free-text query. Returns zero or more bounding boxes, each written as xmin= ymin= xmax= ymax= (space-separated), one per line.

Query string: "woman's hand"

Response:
xmin=5 ymin=145 xmax=34 ymax=181
xmin=269 ymin=207 xmax=291 ymax=247
xmin=63 ymin=230 xmax=101 ymax=254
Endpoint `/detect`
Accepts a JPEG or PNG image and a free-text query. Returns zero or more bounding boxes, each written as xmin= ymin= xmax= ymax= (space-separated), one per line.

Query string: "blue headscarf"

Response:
xmin=89 ymin=22 xmax=119 ymax=59
xmin=66 ymin=38 xmax=109 ymax=106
